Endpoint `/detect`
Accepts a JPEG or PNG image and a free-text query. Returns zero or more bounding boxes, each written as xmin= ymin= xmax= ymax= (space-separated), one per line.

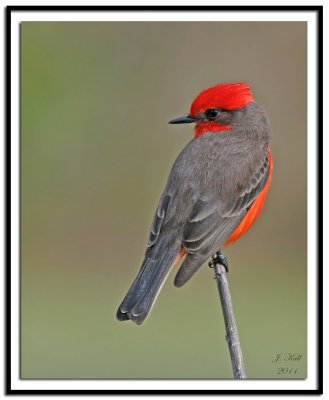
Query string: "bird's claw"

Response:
xmin=208 ymin=251 xmax=229 ymax=273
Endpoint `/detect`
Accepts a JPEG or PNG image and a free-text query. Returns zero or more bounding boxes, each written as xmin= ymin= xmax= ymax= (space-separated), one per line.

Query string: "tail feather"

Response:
xmin=174 ymin=253 xmax=206 ymax=288
xmin=119 ymin=257 xmax=155 ymax=313
xmin=117 ymin=238 xmax=180 ymax=324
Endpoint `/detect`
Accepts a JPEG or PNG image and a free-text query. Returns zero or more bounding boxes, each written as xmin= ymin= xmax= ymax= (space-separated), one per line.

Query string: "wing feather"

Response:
xmin=147 ymin=194 xmax=171 ymax=247
xmin=176 ymin=145 xmax=271 ymax=286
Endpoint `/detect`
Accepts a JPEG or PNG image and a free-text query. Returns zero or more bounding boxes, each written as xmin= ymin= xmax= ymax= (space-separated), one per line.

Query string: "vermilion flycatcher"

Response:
xmin=117 ymin=82 xmax=273 ymax=324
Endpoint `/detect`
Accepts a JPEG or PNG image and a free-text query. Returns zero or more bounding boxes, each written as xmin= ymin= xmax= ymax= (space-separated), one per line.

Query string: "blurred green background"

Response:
xmin=21 ymin=21 xmax=307 ymax=379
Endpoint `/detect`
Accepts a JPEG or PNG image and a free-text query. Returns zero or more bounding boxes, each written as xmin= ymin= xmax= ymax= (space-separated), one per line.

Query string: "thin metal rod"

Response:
xmin=212 ymin=258 xmax=247 ymax=379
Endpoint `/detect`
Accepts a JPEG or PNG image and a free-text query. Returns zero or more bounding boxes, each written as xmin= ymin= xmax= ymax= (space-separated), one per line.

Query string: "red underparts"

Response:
xmin=224 ymin=148 xmax=273 ymax=246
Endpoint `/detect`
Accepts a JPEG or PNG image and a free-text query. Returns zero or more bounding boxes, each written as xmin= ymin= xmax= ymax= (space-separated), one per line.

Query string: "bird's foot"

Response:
xmin=208 ymin=251 xmax=229 ymax=273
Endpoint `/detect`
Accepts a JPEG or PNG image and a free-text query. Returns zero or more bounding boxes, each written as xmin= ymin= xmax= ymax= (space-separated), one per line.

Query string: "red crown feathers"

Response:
xmin=190 ymin=83 xmax=254 ymax=116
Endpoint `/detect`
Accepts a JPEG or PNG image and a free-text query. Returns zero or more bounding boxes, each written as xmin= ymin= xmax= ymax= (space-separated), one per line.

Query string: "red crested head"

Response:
xmin=169 ymin=82 xmax=255 ymax=138
xmin=190 ymin=82 xmax=254 ymax=116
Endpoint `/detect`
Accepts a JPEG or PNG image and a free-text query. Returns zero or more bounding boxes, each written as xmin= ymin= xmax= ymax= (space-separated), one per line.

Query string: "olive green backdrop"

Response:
xmin=21 ymin=21 xmax=307 ymax=379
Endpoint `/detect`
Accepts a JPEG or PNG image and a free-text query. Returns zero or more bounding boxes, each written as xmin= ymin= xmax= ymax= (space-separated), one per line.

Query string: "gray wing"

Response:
xmin=147 ymin=194 xmax=171 ymax=247
xmin=175 ymin=145 xmax=270 ymax=287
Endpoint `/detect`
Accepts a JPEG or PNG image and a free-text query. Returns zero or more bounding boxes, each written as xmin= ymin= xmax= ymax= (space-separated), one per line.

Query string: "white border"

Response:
xmin=9 ymin=8 xmax=319 ymax=392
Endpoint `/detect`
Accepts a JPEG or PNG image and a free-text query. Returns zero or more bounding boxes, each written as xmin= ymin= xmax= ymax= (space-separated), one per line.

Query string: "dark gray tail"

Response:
xmin=117 ymin=239 xmax=180 ymax=324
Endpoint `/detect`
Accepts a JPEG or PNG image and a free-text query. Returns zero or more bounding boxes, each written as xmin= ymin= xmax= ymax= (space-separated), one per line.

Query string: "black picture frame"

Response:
xmin=5 ymin=5 xmax=323 ymax=395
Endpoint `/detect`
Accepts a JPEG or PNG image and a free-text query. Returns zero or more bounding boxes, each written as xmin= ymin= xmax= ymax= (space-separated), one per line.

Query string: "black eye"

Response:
xmin=205 ymin=108 xmax=221 ymax=121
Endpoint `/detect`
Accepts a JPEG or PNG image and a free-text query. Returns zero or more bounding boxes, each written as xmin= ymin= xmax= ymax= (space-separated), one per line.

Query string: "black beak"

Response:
xmin=168 ymin=114 xmax=198 ymax=124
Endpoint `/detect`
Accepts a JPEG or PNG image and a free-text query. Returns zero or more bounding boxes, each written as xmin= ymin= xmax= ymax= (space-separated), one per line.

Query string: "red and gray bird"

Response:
xmin=117 ymin=82 xmax=273 ymax=324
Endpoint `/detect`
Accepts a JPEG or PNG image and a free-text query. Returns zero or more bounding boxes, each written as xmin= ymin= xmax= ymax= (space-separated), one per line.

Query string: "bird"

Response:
xmin=117 ymin=82 xmax=273 ymax=324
